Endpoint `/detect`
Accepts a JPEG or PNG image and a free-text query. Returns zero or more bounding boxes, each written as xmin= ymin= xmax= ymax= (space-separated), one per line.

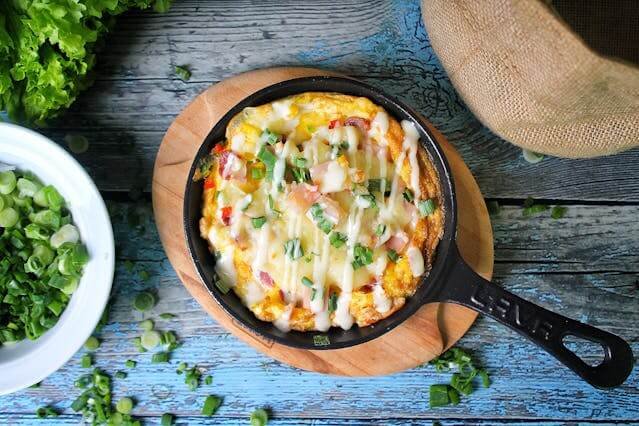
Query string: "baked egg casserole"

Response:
xmin=198 ymin=92 xmax=443 ymax=331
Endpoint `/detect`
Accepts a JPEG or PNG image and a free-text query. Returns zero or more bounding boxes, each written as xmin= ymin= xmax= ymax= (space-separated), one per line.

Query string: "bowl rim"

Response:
xmin=0 ymin=123 xmax=114 ymax=395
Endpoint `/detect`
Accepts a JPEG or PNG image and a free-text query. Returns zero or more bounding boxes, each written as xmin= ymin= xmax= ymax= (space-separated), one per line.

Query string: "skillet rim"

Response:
xmin=183 ymin=75 xmax=458 ymax=350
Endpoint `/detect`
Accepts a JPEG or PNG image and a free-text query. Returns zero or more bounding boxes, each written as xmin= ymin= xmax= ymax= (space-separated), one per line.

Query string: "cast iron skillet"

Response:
xmin=184 ymin=76 xmax=634 ymax=389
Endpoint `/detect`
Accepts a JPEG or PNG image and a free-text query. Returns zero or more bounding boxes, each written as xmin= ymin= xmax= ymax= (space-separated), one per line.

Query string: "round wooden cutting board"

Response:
xmin=152 ymin=67 xmax=493 ymax=376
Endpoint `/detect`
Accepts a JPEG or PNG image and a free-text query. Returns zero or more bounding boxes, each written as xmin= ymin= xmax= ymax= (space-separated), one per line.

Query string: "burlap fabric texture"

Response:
xmin=421 ymin=0 xmax=639 ymax=158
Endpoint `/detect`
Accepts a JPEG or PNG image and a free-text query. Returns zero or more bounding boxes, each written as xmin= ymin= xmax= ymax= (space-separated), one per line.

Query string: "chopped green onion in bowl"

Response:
xmin=0 ymin=170 xmax=89 ymax=346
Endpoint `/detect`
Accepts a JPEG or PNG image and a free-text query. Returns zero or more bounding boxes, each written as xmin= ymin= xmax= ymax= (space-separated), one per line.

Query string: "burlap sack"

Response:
xmin=421 ymin=0 xmax=639 ymax=158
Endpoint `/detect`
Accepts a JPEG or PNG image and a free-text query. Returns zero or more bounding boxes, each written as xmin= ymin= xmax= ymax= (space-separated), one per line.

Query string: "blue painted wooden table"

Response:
xmin=1 ymin=1 xmax=638 ymax=424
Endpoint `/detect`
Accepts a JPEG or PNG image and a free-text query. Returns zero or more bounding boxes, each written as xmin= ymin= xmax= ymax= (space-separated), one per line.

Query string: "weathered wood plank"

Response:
xmin=1 ymin=415 xmax=633 ymax=426
xmin=31 ymin=0 xmax=639 ymax=200
xmin=2 ymin=201 xmax=637 ymax=421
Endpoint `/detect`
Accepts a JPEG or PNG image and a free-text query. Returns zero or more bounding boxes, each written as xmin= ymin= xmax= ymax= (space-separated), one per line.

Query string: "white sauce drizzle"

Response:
xmin=251 ymin=222 xmax=270 ymax=280
xmin=274 ymin=304 xmax=293 ymax=332
xmin=244 ymin=280 xmax=265 ymax=306
xmin=373 ymin=282 xmax=392 ymax=313
xmin=215 ymin=248 xmax=237 ymax=289
xmin=401 ymin=120 xmax=421 ymax=204
xmin=406 ymin=245 xmax=425 ymax=277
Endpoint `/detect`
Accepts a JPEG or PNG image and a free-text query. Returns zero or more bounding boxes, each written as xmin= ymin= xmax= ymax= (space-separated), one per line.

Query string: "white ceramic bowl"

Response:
xmin=0 ymin=123 xmax=114 ymax=395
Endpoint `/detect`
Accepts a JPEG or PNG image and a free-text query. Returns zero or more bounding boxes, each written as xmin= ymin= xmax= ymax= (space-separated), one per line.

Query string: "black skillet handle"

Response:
xmin=435 ymin=244 xmax=634 ymax=389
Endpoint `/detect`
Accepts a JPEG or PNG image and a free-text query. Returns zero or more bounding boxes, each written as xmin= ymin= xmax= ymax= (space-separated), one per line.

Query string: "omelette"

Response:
xmin=198 ymin=92 xmax=444 ymax=331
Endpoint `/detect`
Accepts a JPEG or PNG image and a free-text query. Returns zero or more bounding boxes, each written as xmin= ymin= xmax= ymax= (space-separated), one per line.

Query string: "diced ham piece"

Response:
xmin=328 ymin=119 xmax=342 ymax=129
xmin=287 ymin=183 xmax=321 ymax=213
xmin=219 ymin=151 xmax=246 ymax=180
xmin=259 ymin=271 xmax=275 ymax=287
xmin=310 ymin=160 xmax=347 ymax=193
xmin=385 ymin=231 xmax=409 ymax=253
xmin=344 ymin=116 xmax=371 ymax=132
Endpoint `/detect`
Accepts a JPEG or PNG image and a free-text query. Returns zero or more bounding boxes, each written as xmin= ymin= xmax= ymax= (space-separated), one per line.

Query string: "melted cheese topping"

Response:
xmin=200 ymin=92 xmax=444 ymax=332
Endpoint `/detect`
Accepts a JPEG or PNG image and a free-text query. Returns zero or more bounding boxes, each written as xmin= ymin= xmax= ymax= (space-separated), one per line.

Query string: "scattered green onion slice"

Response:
xmin=84 ymin=336 xmax=100 ymax=351
xmin=140 ymin=319 xmax=154 ymax=331
xmin=328 ymin=292 xmax=338 ymax=314
xmin=152 ymin=352 xmax=170 ymax=363
xmin=522 ymin=149 xmax=544 ymax=164
xmin=418 ymin=199 xmax=436 ymax=216
xmin=387 ymin=249 xmax=399 ymax=263
xmin=202 ymin=395 xmax=222 ymax=416
xmin=125 ymin=360 xmax=137 ymax=368
xmin=161 ymin=413 xmax=175 ymax=426
xmin=116 ymin=397 xmax=134 ymax=414
xmin=133 ymin=292 xmax=157 ymax=312
xmin=80 ymin=354 xmax=92 ymax=368
xmin=250 ymin=408 xmax=269 ymax=426
xmin=551 ymin=206 xmax=567 ymax=219
xmin=141 ymin=330 xmax=162 ymax=350
xmin=115 ymin=371 xmax=127 ymax=380
xmin=251 ymin=216 xmax=267 ymax=229
xmin=159 ymin=313 xmax=176 ymax=320
xmin=329 ymin=231 xmax=347 ymax=248
xmin=301 ymin=276 xmax=313 ymax=288
xmin=204 ymin=375 xmax=213 ymax=385
xmin=175 ymin=65 xmax=191 ymax=81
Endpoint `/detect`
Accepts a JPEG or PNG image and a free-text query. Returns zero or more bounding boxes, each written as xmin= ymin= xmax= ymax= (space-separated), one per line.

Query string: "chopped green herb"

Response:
xmin=80 ymin=355 xmax=92 ymax=368
xmin=202 ymin=395 xmax=222 ymax=416
xmin=251 ymin=216 xmax=267 ymax=229
xmin=328 ymin=292 xmax=338 ymax=313
xmin=284 ymin=238 xmax=304 ymax=260
xmin=367 ymin=178 xmax=389 ymax=195
xmin=301 ymin=276 xmax=313 ymax=288
xmin=290 ymin=165 xmax=310 ymax=183
xmin=375 ymin=223 xmax=386 ymax=237
xmin=429 ymin=384 xmax=459 ymax=408
xmin=261 ymin=129 xmax=280 ymax=145
xmin=402 ymin=188 xmax=414 ymax=203
xmin=418 ymin=199 xmax=436 ymax=216
xmin=36 ymin=406 xmax=59 ymax=418
xmin=250 ymin=408 xmax=269 ymax=426
xmin=161 ymin=413 xmax=175 ymax=426
xmin=152 ymin=352 xmax=170 ymax=363
xmin=551 ymin=206 xmax=567 ymax=219
xmin=250 ymin=163 xmax=266 ymax=179
xmin=257 ymin=146 xmax=277 ymax=180
xmin=309 ymin=203 xmax=334 ymax=234
xmin=522 ymin=197 xmax=549 ymax=217
xmin=176 ymin=362 xmax=188 ymax=374
xmin=84 ymin=336 xmax=100 ymax=351
xmin=429 ymin=347 xmax=490 ymax=407
xmin=139 ymin=319 xmax=154 ymax=331
xmin=125 ymin=360 xmax=137 ymax=369
xmin=294 ymin=156 xmax=308 ymax=168
xmin=116 ymin=397 xmax=134 ymax=414
xmin=133 ymin=291 xmax=157 ymax=312
xmin=115 ymin=371 xmax=127 ymax=380
xmin=159 ymin=313 xmax=176 ymax=320
xmin=205 ymin=375 xmax=213 ymax=385
xmin=356 ymin=194 xmax=377 ymax=209
xmin=310 ymin=288 xmax=317 ymax=300
xmin=30 ymin=382 xmax=41 ymax=389
xmin=138 ymin=269 xmax=150 ymax=281
xmin=184 ymin=365 xmax=202 ymax=391
xmin=175 ymin=65 xmax=191 ymax=81
xmin=352 ymin=244 xmax=373 ymax=269
xmin=329 ymin=231 xmax=347 ymax=248
xmin=124 ymin=260 xmax=135 ymax=272
xmin=0 ymin=171 xmax=88 ymax=347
